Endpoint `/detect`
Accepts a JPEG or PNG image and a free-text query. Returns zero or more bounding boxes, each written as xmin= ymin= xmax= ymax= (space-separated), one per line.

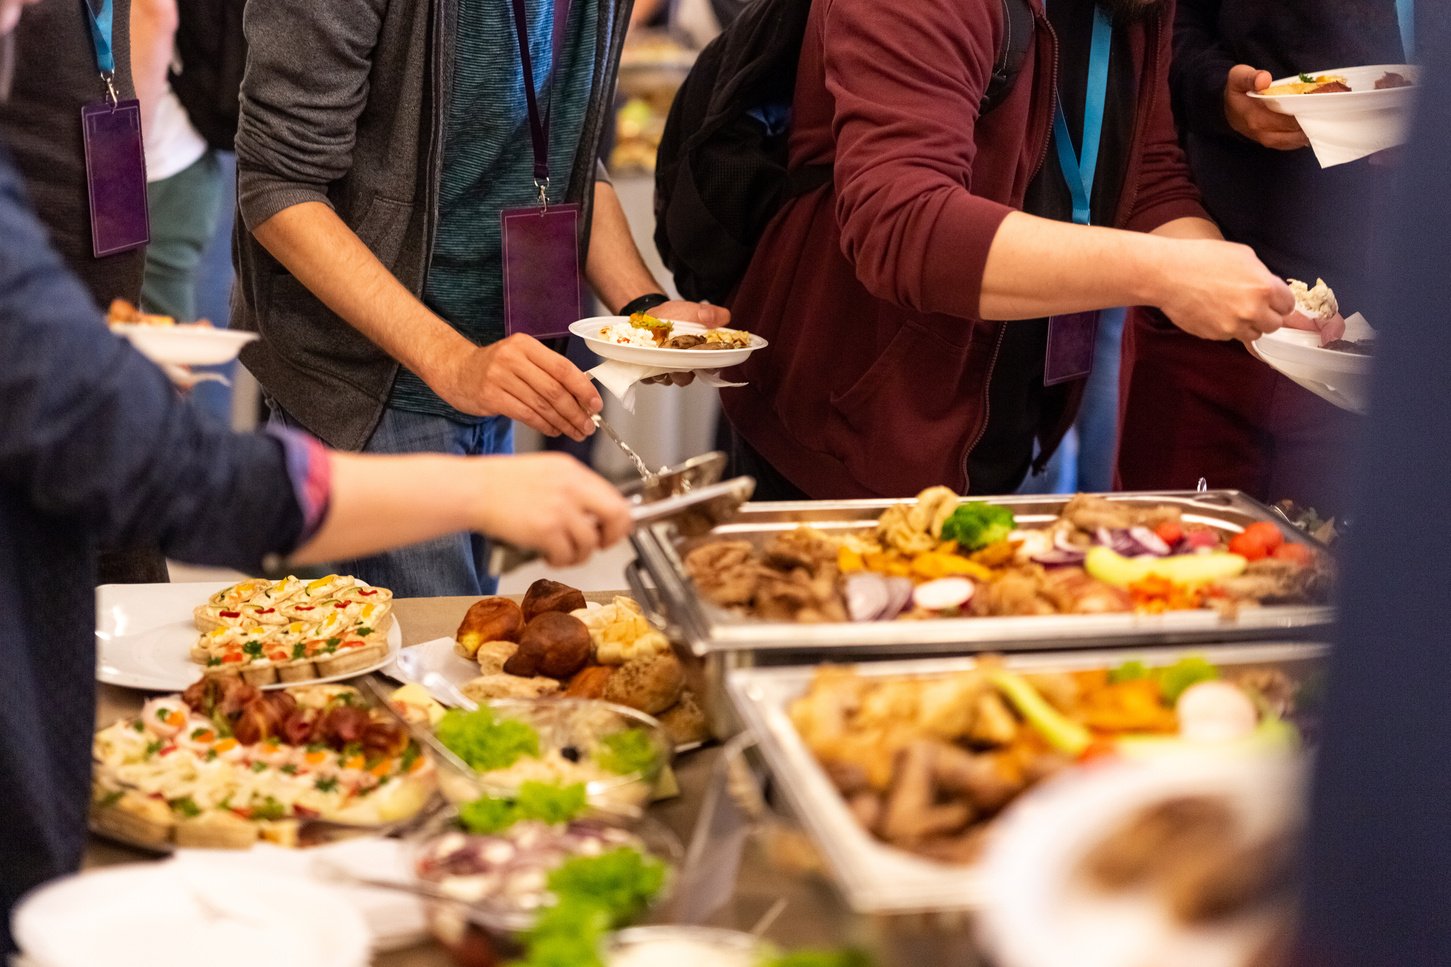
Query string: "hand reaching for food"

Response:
xmin=1154 ymin=240 xmax=1295 ymax=342
xmin=470 ymin=453 xmax=634 ymax=568
xmin=1224 ymin=65 xmax=1310 ymax=151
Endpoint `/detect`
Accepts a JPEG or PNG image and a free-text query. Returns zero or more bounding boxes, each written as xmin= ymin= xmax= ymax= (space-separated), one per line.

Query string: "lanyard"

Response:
xmin=1397 ymin=0 xmax=1414 ymax=59
xmin=508 ymin=0 xmax=573 ymax=205
xmin=1051 ymin=5 xmax=1112 ymax=226
xmin=82 ymin=0 xmax=120 ymax=104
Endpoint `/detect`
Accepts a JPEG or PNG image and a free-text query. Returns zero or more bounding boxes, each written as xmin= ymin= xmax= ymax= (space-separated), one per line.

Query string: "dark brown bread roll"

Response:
xmin=505 ymin=612 xmax=592 ymax=680
xmin=521 ymin=579 xmax=587 ymax=623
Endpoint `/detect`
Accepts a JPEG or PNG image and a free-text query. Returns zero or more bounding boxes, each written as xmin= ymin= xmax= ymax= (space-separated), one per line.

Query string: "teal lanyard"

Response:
xmin=1397 ymin=0 xmax=1414 ymax=59
xmin=83 ymin=0 xmax=116 ymax=76
xmin=1051 ymin=6 xmax=1113 ymax=226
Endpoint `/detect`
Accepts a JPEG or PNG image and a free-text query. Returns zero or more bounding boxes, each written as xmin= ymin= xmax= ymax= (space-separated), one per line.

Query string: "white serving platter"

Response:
xmin=571 ymin=316 xmax=767 ymax=372
xmin=96 ymin=581 xmax=402 ymax=692
xmin=111 ymin=323 xmax=258 ymax=366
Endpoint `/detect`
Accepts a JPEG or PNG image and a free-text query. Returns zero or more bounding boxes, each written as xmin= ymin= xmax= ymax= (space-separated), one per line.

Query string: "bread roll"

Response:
xmin=506 ymin=612 xmax=592 ymax=680
xmin=474 ymin=640 xmax=518 ymax=676
xmin=455 ymin=597 xmax=525 ymax=658
xmin=564 ymin=665 xmax=614 ymax=699
xmin=461 ymin=674 xmax=562 ymax=702
xmin=602 ymin=653 xmax=686 ymax=716
xmin=658 ymin=689 xmax=711 ymax=745
xmin=522 ymin=579 xmax=587 ymax=623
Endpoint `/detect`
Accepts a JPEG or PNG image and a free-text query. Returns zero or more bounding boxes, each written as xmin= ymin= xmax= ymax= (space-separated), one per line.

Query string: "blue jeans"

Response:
xmin=271 ymin=405 xmax=514 ymax=596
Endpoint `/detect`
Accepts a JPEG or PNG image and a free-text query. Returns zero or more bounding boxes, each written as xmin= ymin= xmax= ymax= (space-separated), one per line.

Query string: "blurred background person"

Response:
xmin=1116 ymin=0 xmax=1423 ymax=513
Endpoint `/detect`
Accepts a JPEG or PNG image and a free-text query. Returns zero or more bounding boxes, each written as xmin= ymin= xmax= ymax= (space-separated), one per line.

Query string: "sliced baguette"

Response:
xmin=93 ymin=792 xmax=174 ymax=847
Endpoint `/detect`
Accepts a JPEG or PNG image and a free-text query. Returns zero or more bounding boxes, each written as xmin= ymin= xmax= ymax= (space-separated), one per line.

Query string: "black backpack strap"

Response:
xmin=983 ymin=0 xmax=1034 ymax=113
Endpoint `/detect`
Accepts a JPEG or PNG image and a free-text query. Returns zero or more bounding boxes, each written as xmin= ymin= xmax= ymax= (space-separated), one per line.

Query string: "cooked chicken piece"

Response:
xmin=931 ymin=743 xmax=1023 ymax=813
xmin=1023 ymin=671 xmax=1081 ymax=715
xmin=917 ymin=672 xmax=988 ymax=741
xmin=974 ymin=569 xmax=1056 ymax=616
xmin=1040 ymin=567 xmax=1133 ymax=614
xmin=664 ymin=333 xmax=706 ymax=349
xmin=879 ymin=741 xmax=974 ymax=843
xmin=877 ymin=486 xmax=960 ymax=554
xmin=967 ymin=691 xmax=1019 ymax=747
xmin=1061 ymin=493 xmax=1182 ymax=534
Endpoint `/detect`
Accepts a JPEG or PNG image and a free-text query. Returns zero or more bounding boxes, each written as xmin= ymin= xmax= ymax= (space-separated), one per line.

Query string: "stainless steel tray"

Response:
xmin=724 ymin=642 xmax=1327 ymax=917
xmin=630 ymin=490 xmax=1334 ymax=659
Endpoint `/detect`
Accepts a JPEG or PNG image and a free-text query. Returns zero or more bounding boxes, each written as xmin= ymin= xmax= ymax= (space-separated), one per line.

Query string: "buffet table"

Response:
xmin=87 ymin=595 xmax=984 ymax=966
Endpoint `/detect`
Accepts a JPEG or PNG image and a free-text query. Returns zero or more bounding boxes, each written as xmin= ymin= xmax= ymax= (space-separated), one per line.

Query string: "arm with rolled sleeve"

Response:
xmin=0 ymin=150 xmax=319 ymax=571
xmin=822 ymin=0 xmax=1015 ymax=319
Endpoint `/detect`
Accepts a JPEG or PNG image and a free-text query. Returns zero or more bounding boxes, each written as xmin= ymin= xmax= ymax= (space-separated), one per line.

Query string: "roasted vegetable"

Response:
xmin=940 ymin=503 xmax=1016 ymax=551
xmin=989 ymin=669 xmax=1092 ymax=757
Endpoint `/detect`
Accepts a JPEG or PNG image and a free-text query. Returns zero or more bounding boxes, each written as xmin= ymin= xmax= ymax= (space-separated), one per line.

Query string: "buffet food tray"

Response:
xmin=724 ymin=642 xmax=1327 ymax=917
xmin=629 ymin=491 xmax=1334 ymax=662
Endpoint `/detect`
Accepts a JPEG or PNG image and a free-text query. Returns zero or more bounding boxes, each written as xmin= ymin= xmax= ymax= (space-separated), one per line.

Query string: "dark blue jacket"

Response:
xmin=0 ymin=147 xmax=306 ymax=952
xmin=1295 ymin=29 xmax=1451 ymax=967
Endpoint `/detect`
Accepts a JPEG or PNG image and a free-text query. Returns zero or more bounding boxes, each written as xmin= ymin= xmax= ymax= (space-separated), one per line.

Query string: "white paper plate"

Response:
xmin=1252 ymin=326 xmax=1372 ymax=414
xmin=13 ymin=864 xmax=371 ymax=967
xmin=381 ymin=635 xmax=476 ymax=703
xmin=977 ymin=754 xmax=1304 ymax=967
xmin=111 ymin=324 xmax=258 ymax=366
xmin=1248 ymin=64 xmax=1417 ymax=116
xmin=95 ymin=581 xmax=402 ymax=692
xmin=571 ymin=316 xmax=767 ymax=372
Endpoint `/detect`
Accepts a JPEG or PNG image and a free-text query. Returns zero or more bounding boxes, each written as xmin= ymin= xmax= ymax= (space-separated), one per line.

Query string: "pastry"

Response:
xmin=657 ymin=689 xmax=710 ymax=745
xmin=572 ymin=597 xmax=672 ymax=665
xmin=601 ymin=653 xmax=686 ymax=716
xmin=459 ymin=674 xmax=562 ymax=702
xmin=455 ymin=597 xmax=525 ymax=659
xmin=474 ymin=640 xmax=519 ymax=676
xmin=506 ymin=612 xmax=593 ymax=680
xmin=563 ymin=665 xmax=615 ymax=699
xmin=521 ymin=579 xmax=587 ymax=623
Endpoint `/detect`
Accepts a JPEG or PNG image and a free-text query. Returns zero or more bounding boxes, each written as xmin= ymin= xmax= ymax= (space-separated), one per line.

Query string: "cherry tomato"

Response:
xmin=1155 ymin=520 xmax=1184 ymax=546
xmin=1229 ymin=522 xmax=1285 ymax=561
xmin=1244 ymin=521 xmax=1285 ymax=551
xmin=1273 ymin=542 xmax=1313 ymax=565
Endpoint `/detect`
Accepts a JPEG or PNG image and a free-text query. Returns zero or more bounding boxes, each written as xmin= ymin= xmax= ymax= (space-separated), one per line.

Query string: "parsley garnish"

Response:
xmin=400 ymin=745 xmax=420 ymax=772
xmin=155 ymin=707 xmax=172 ymax=722
xmin=131 ymin=720 xmax=146 ymax=733
xmin=251 ymin=761 xmax=268 ymax=773
xmin=205 ymin=749 xmax=219 ymax=762
xmin=242 ymin=640 xmax=263 ymax=658
xmin=191 ymin=727 xmax=211 ymax=740
xmin=280 ymin=763 xmax=299 ymax=775
xmin=325 ymin=637 xmax=342 ymax=648
xmin=170 ymin=796 xmax=202 ymax=818
xmin=252 ymin=796 xmax=286 ymax=821
xmin=97 ymin=789 xmax=125 ymax=808
xmin=144 ymin=739 xmax=163 ymax=757
xmin=314 ymin=776 xmax=339 ymax=793
xmin=292 ymin=642 xmax=307 ymax=660
xmin=206 ymin=656 xmax=222 ymax=667
xmin=355 ymin=626 xmax=373 ymax=637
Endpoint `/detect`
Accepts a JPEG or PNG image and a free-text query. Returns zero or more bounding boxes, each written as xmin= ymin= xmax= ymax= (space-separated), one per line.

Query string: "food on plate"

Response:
xmin=685 ymin=490 xmax=1330 ymax=624
xmin=788 ymin=656 xmax=1306 ymax=862
xmin=1322 ymin=338 xmax=1373 ymax=355
xmin=453 ymin=585 xmax=708 ymax=745
xmin=190 ymin=574 xmax=394 ymax=685
xmin=1284 ymin=277 xmax=1347 ymax=343
xmin=390 ymin=682 xmax=448 ymax=726
xmin=1079 ymin=793 xmax=1301 ymax=926
xmin=595 ymin=313 xmax=754 ymax=354
xmin=91 ymin=678 xmax=435 ymax=848
xmin=1375 ymin=71 xmax=1412 ymax=89
xmin=433 ymin=702 xmax=669 ymax=806
xmin=505 ymin=612 xmax=594 ymax=679
xmin=455 ymin=596 xmax=526 ymax=659
xmin=663 ymin=328 xmax=752 ymax=350
xmin=1263 ymin=73 xmax=1350 ymax=95
xmin=106 ymin=297 xmax=213 ymax=328
xmin=522 ymin=578 xmax=588 ymax=623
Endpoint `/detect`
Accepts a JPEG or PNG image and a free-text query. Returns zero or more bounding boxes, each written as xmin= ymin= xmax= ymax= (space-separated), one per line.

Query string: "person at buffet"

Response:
xmin=1292 ymin=31 xmax=1451 ymax=966
xmin=1115 ymin=0 xmax=1420 ymax=512
xmin=719 ymin=0 xmax=1298 ymax=501
xmin=0 ymin=8 xmax=632 ymax=933
xmin=230 ymin=0 xmax=724 ymax=598
xmin=0 ymin=0 xmax=171 ymax=584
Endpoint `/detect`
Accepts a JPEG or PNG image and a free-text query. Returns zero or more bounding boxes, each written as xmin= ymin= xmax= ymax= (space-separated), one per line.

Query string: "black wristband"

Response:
xmin=617 ymin=292 xmax=670 ymax=317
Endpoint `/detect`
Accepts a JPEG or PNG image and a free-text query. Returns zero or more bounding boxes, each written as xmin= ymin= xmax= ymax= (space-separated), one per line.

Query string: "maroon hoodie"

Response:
xmin=721 ymin=0 xmax=1207 ymax=498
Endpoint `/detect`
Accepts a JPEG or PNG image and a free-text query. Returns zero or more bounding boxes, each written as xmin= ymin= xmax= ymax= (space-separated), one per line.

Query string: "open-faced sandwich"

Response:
xmin=91 ymin=677 xmax=436 ymax=849
xmin=191 ymin=574 xmax=395 ymax=685
xmin=106 ymin=297 xmax=213 ymax=328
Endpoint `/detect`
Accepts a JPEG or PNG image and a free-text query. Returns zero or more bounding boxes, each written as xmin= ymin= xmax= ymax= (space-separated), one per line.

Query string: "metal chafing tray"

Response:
xmin=724 ymin=642 xmax=1327 ymax=917
xmin=629 ymin=490 xmax=1334 ymax=662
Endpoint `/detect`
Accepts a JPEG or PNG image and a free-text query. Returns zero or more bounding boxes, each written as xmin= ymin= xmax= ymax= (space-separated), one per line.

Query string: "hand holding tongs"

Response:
xmin=487 ymin=451 xmax=754 ymax=575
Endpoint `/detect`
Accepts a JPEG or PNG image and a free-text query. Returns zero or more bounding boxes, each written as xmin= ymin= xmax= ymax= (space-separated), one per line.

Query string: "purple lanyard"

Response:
xmin=508 ymin=0 xmax=573 ymax=205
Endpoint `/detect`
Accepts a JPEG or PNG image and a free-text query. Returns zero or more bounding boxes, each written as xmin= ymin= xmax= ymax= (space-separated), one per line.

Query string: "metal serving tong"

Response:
xmin=487 ymin=450 xmax=753 ymax=575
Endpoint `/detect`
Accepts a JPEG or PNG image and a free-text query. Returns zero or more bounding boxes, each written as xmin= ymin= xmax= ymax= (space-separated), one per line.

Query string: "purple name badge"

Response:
xmin=1044 ymin=310 xmax=1099 ymax=386
xmin=501 ymin=204 xmax=582 ymax=340
xmin=81 ymin=99 xmax=150 ymax=257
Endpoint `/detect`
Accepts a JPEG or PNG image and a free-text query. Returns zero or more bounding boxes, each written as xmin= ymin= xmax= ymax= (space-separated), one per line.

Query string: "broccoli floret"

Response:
xmin=940 ymin=502 xmax=1016 ymax=551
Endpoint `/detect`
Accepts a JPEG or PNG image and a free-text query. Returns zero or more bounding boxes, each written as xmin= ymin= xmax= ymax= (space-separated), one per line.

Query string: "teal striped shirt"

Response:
xmin=390 ymin=0 xmax=599 ymax=420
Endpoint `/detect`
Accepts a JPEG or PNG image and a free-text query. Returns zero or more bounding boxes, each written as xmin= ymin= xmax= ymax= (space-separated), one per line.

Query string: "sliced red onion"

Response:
xmin=913 ymin=577 xmax=975 ymax=612
xmin=1031 ymin=548 xmax=1087 ymax=567
xmin=881 ymin=577 xmax=915 ymax=620
xmin=844 ymin=573 xmax=890 ymax=622
xmin=1128 ymin=526 xmax=1172 ymax=556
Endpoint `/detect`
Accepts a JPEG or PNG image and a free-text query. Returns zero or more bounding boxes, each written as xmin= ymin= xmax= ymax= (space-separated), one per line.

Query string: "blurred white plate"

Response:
xmin=1252 ymin=323 xmax=1372 ymax=414
xmin=571 ymin=316 xmax=767 ymax=372
xmin=13 ymin=863 xmax=370 ymax=967
xmin=1249 ymin=64 xmax=1417 ymax=116
xmin=96 ymin=581 xmax=402 ymax=692
xmin=111 ymin=323 xmax=258 ymax=366
xmin=977 ymin=754 xmax=1304 ymax=967
xmin=382 ymin=635 xmax=475 ymax=704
